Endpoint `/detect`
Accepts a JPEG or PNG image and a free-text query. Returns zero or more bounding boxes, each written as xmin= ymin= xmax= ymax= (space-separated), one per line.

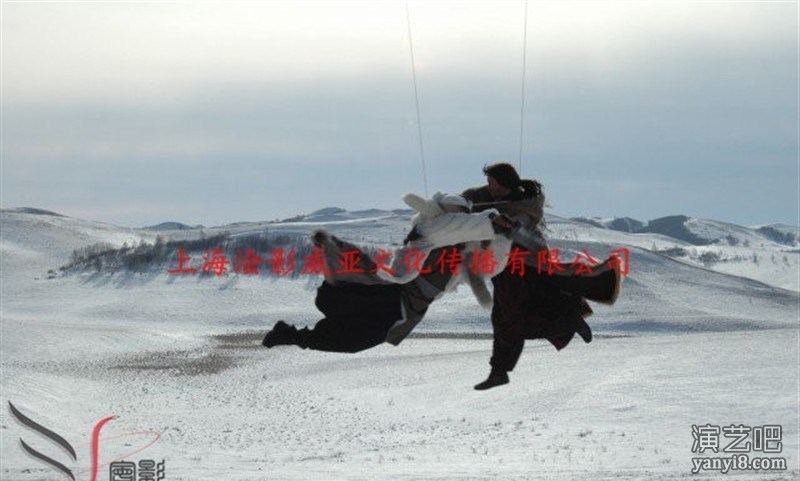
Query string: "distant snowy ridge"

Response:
xmin=571 ymin=214 xmax=798 ymax=247
xmin=2 ymin=207 xmax=798 ymax=291
xmin=2 ymin=207 xmax=66 ymax=217
xmin=277 ymin=206 xmax=412 ymax=224
xmin=145 ymin=221 xmax=203 ymax=231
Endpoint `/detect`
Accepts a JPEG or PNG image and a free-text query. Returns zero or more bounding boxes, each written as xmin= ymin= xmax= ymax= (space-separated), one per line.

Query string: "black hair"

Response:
xmin=483 ymin=162 xmax=520 ymax=189
xmin=483 ymin=162 xmax=543 ymax=200
xmin=515 ymin=179 xmax=543 ymax=200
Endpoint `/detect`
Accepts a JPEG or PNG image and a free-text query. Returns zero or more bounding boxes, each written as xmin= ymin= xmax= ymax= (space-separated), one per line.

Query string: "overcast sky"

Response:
xmin=2 ymin=1 xmax=798 ymax=228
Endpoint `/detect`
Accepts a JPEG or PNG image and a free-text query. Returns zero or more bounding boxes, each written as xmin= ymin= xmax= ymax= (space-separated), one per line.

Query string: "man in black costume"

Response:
xmin=463 ymin=162 xmax=622 ymax=390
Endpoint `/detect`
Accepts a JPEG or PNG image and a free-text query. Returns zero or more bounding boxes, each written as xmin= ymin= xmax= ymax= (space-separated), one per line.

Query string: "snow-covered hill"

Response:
xmin=3 ymin=206 xmax=799 ymax=292
xmin=0 ymin=205 xmax=796 ymax=338
xmin=547 ymin=214 xmax=800 ymax=292
xmin=145 ymin=221 xmax=202 ymax=231
xmin=275 ymin=206 xmax=412 ymax=224
xmin=1 ymin=207 xmax=798 ymax=480
xmin=0 ymin=208 xmax=154 ymax=278
xmin=571 ymin=214 xmax=799 ymax=247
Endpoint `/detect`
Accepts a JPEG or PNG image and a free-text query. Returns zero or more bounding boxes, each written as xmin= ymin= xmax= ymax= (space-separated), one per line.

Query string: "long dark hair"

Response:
xmin=513 ymin=179 xmax=543 ymax=200
xmin=483 ymin=162 xmax=543 ymax=200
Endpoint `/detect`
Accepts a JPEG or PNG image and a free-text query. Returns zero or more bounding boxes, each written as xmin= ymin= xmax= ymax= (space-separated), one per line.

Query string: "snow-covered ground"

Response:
xmin=1 ymin=208 xmax=798 ymax=480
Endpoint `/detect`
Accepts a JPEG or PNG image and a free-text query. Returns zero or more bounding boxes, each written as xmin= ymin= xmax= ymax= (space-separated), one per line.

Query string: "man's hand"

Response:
xmin=490 ymin=214 xmax=514 ymax=234
xmin=404 ymin=226 xmax=423 ymax=245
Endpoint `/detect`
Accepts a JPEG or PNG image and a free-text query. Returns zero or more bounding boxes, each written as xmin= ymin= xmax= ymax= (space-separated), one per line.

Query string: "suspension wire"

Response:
xmin=405 ymin=0 xmax=428 ymax=197
xmin=518 ymin=0 xmax=529 ymax=174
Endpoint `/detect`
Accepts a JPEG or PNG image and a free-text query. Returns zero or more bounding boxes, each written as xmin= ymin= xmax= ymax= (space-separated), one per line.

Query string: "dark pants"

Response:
xmin=298 ymin=281 xmax=404 ymax=353
xmin=490 ymin=266 xmax=589 ymax=372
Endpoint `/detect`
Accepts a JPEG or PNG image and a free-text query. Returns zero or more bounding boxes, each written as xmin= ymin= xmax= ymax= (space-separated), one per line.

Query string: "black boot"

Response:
xmin=262 ymin=321 xmax=300 ymax=348
xmin=474 ymin=367 xmax=510 ymax=391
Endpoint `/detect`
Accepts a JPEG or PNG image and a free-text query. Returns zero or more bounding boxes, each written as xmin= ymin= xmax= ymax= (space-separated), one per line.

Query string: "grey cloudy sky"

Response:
xmin=2 ymin=1 xmax=798 ymax=227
